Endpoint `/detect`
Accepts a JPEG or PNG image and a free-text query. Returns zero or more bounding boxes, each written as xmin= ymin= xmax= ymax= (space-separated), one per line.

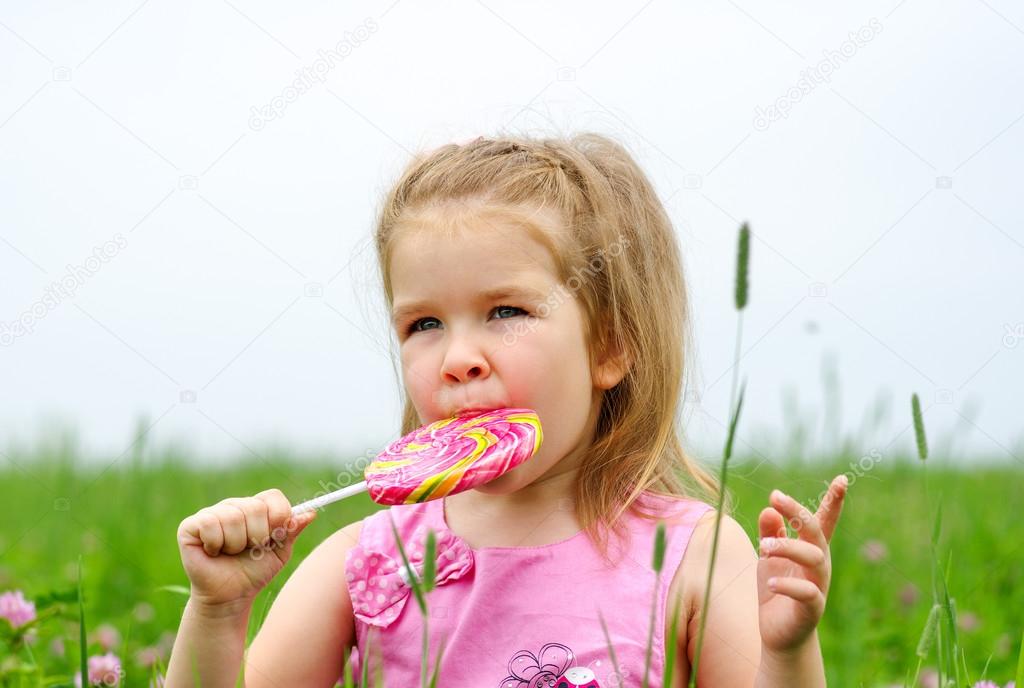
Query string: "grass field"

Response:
xmin=1 ymin=440 xmax=1021 ymax=686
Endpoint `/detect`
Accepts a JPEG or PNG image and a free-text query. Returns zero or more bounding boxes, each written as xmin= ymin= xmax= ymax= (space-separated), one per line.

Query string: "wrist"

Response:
xmin=761 ymin=630 xmax=819 ymax=662
xmin=757 ymin=633 xmax=824 ymax=686
xmin=185 ymin=595 xmax=254 ymax=621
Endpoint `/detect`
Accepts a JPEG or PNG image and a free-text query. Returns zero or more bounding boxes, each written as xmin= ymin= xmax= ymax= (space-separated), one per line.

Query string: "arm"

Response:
xmin=164 ymin=597 xmax=254 ymax=688
xmin=755 ymin=634 xmax=825 ymax=688
xmin=675 ymin=475 xmax=848 ymax=686
xmin=677 ymin=512 xmax=762 ymax=687
xmin=244 ymin=521 xmax=363 ymax=687
xmin=165 ymin=492 xmax=362 ymax=688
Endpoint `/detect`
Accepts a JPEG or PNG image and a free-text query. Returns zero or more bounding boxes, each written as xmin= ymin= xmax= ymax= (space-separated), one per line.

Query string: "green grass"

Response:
xmin=1 ymin=446 xmax=1021 ymax=686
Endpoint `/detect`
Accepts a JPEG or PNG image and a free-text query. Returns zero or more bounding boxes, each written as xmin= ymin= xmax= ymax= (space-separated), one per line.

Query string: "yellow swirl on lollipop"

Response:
xmin=365 ymin=409 xmax=543 ymax=505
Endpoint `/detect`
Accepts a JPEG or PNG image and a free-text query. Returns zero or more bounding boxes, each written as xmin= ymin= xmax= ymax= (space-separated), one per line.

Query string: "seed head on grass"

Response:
xmin=652 ymin=523 xmax=666 ymax=573
xmin=735 ymin=222 xmax=750 ymax=311
xmin=912 ymin=393 xmax=928 ymax=461
xmin=916 ymin=604 xmax=941 ymax=658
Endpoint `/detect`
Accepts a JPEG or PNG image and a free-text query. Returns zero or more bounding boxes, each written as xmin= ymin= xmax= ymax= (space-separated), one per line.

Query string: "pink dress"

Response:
xmin=343 ymin=490 xmax=713 ymax=687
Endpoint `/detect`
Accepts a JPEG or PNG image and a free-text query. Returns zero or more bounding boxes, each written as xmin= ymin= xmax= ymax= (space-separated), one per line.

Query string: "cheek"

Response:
xmin=400 ymin=347 xmax=438 ymax=409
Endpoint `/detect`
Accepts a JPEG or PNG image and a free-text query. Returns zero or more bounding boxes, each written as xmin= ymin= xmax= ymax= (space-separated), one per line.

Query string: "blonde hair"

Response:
xmin=372 ymin=132 xmax=728 ymax=565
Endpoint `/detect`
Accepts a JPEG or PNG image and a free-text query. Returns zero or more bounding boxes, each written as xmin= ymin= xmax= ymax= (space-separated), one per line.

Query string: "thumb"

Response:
xmin=274 ymin=509 xmax=318 ymax=560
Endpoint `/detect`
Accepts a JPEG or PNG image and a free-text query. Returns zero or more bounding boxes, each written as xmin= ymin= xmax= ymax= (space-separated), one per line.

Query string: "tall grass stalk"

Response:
xmin=641 ymin=522 xmax=668 ymax=688
xmin=663 ymin=591 xmax=684 ymax=688
xmin=387 ymin=516 xmax=438 ymax=688
xmin=1016 ymin=630 xmax=1024 ymax=688
xmin=77 ymin=556 xmax=88 ymax=688
xmin=905 ymin=392 xmax=966 ymax=688
xmin=598 ymin=610 xmax=623 ymax=686
xmin=689 ymin=223 xmax=751 ymax=687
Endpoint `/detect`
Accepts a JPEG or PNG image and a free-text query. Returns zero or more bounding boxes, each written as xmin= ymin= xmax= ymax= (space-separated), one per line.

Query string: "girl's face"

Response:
xmin=389 ymin=211 xmax=625 ymax=493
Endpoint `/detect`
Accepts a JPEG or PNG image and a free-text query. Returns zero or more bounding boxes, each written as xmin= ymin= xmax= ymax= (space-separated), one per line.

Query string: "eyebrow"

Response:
xmin=391 ymin=284 xmax=549 ymax=325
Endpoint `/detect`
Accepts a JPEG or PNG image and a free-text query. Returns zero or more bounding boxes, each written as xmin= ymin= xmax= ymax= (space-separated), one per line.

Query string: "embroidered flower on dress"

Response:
xmin=345 ymin=525 xmax=474 ymax=629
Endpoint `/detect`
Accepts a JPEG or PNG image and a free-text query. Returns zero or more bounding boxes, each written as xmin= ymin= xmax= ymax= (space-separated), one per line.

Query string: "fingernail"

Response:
xmin=838 ymin=474 xmax=849 ymax=488
xmin=768 ymin=577 xmax=778 ymax=590
xmin=759 ymin=537 xmax=778 ymax=554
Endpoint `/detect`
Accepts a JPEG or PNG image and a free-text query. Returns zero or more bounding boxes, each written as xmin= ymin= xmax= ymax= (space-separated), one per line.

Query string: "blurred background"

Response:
xmin=1 ymin=0 xmax=1021 ymax=464
xmin=1 ymin=1 xmax=1022 ymax=686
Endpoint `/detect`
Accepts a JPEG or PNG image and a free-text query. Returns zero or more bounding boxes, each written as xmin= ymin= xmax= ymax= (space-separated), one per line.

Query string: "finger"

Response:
xmin=253 ymin=489 xmax=293 ymax=543
xmin=759 ymin=537 xmax=826 ymax=572
xmin=758 ymin=507 xmax=787 ymax=540
xmin=815 ymin=474 xmax=848 ymax=543
xmin=767 ymin=576 xmax=824 ymax=607
xmin=770 ymin=489 xmax=826 ymax=550
xmin=194 ymin=509 xmax=225 ymax=557
xmin=223 ymin=497 xmax=272 ymax=552
xmin=215 ymin=503 xmax=250 ymax=555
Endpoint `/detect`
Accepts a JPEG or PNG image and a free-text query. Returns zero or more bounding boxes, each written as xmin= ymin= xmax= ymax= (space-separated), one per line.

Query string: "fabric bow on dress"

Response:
xmin=345 ymin=526 xmax=474 ymax=629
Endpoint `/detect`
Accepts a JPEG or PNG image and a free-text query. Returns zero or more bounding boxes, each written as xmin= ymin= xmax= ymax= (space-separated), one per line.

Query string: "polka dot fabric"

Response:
xmin=344 ymin=519 xmax=474 ymax=628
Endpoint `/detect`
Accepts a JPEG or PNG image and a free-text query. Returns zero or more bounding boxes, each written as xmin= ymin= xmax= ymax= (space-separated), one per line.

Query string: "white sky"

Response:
xmin=2 ymin=0 xmax=1022 ymax=470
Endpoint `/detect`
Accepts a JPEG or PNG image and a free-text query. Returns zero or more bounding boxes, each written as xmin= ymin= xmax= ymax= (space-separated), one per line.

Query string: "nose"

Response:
xmin=439 ymin=332 xmax=491 ymax=384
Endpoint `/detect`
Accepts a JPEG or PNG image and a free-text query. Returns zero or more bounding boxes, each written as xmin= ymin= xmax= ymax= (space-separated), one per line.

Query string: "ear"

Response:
xmin=592 ymin=337 xmax=631 ymax=391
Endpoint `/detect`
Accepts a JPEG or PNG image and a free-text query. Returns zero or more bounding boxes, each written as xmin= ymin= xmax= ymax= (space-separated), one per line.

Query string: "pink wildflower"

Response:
xmin=135 ymin=646 xmax=161 ymax=668
xmin=957 ymin=611 xmax=980 ymax=632
xmin=899 ymin=582 xmax=920 ymax=607
xmin=74 ymin=652 xmax=122 ymax=686
xmin=0 ymin=590 xmax=36 ymax=628
xmin=91 ymin=623 xmax=121 ymax=651
xmin=859 ymin=539 xmax=888 ymax=563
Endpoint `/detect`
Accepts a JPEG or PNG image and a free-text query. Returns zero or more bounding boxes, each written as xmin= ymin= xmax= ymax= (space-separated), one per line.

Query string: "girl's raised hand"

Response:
xmin=176 ymin=488 xmax=318 ymax=609
xmin=755 ymin=474 xmax=848 ymax=654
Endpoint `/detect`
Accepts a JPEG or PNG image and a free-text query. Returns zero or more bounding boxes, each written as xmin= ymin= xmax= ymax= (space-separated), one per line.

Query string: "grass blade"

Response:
xmin=388 ymin=512 xmax=426 ymax=616
xmin=662 ymin=591 xmax=684 ymax=688
xmin=598 ymin=609 xmax=623 ymax=686
xmin=77 ymin=556 xmax=88 ymax=688
xmin=1015 ymin=629 xmax=1024 ymax=688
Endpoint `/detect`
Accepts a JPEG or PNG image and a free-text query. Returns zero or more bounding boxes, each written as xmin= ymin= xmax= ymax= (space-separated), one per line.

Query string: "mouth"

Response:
xmin=452 ymin=405 xmax=505 ymax=417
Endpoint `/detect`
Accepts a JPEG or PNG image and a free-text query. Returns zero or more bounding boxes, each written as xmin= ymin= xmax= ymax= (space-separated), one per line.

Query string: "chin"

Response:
xmin=473 ymin=468 xmax=527 ymax=494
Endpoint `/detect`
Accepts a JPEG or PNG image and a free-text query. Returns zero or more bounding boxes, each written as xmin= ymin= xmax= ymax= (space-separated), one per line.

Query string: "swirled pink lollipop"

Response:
xmin=291 ymin=408 xmax=542 ymax=515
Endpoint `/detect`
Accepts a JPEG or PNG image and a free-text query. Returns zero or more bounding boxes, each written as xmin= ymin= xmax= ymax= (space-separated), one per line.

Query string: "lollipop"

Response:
xmin=291 ymin=408 xmax=542 ymax=515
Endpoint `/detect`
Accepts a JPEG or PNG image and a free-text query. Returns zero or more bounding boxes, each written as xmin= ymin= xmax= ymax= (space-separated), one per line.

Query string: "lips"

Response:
xmin=452 ymin=405 xmax=505 ymax=417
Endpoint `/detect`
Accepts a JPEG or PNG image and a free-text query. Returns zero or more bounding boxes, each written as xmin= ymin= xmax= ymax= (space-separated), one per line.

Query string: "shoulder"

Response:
xmin=664 ymin=510 xmax=761 ymax=685
xmin=679 ymin=510 xmax=756 ymax=608
xmin=313 ymin=518 xmax=365 ymax=561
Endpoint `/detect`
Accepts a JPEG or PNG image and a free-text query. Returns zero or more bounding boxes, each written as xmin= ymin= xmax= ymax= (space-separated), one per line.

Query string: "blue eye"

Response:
xmin=404 ymin=305 xmax=527 ymax=336
xmin=493 ymin=305 xmax=527 ymax=319
xmin=407 ymin=316 xmax=441 ymax=334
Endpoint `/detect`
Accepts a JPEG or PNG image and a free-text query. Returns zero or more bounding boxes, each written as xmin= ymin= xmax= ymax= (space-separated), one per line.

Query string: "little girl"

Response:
xmin=166 ymin=133 xmax=848 ymax=687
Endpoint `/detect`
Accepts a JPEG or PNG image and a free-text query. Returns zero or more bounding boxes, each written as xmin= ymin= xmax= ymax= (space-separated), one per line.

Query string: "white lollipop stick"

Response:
xmin=291 ymin=480 xmax=368 ymax=516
